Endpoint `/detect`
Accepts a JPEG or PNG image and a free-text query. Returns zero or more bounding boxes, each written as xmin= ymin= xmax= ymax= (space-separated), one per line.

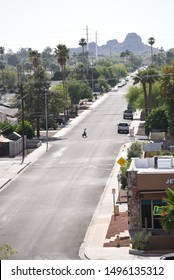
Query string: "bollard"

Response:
xmin=116 ymin=235 xmax=120 ymax=247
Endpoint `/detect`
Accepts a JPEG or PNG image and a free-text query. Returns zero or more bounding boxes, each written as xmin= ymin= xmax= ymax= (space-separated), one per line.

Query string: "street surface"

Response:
xmin=0 ymin=85 xmax=131 ymax=259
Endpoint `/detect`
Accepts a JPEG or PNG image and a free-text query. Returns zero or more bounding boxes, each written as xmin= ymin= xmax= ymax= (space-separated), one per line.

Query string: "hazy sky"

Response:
xmin=1 ymin=0 xmax=174 ymax=52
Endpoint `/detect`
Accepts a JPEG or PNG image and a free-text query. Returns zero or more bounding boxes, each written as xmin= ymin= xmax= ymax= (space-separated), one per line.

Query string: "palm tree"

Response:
xmin=29 ymin=50 xmax=41 ymax=69
xmin=120 ymin=52 xmax=126 ymax=64
xmin=148 ymin=37 xmax=155 ymax=64
xmin=160 ymin=188 xmax=174 ymax=233
xmin=125 ymin=49 xmax=132 ymax=66
xmin=79 ymin=38 xmax=87 ymax=62
xmin=54 ymin=44 xmax=69 ymax=117
xmin=54 ymin=44 xmax=69 ymax=73
xmin=133 ymin=68 xmax=159 ymax=117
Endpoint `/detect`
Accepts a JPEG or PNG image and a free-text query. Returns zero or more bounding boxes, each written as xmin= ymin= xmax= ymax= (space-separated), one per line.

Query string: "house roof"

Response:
xmin=0 ymin=135 xmax=12 ymax=142
xmin=0 ymin=105 xmax=18 ymax=117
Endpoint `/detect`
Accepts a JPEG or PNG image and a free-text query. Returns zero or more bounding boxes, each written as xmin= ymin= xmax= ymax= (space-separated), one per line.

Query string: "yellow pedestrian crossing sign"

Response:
xmin=117 ymin=157 xmax=127 ymax=166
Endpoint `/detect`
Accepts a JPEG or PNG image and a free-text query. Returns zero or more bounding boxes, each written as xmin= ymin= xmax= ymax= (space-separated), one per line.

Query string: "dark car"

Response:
xmin=160 ymin=253 xmax=174 ymax=260
xmin=117 ymin=122 xmax=129 ymax=134
xmin=123 ymin=109 xmax=133 ymax=120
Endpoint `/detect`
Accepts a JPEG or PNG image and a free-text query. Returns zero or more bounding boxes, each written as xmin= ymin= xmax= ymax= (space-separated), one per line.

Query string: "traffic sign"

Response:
xmin=117 ymin=157 xmax=127 ymax=166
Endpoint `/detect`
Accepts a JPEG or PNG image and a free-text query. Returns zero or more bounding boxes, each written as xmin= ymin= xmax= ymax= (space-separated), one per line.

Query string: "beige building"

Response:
xmin=127 ymin=156 xmax=174 ymax=250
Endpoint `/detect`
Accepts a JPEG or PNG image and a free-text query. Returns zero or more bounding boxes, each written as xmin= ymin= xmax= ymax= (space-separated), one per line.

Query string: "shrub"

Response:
xmin=15 ymin=120 xmax=35 ymax=139
xmin=0 ymin=243 xmax=17 ymax=260
xmin=119 ymin=142 xmax=142 ymax=189
xmin=131 ymin=231 xmax=149 ymax=250
xmin=119 ymin=161 xmax=131 ymax=189
xmin=0 ymin=121 xmax=16 ymax=137
xmin=127 ymin=142 xmax=142 ymax=160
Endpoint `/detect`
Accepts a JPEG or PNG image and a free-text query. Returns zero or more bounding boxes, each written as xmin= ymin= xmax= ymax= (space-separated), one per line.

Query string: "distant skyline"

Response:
xmin=1 ymin=0 xmax=174 ymax=52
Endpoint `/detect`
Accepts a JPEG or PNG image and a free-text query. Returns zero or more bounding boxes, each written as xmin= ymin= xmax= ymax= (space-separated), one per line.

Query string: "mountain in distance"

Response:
xmin=70 ymin=32 xmax=157 ymax=56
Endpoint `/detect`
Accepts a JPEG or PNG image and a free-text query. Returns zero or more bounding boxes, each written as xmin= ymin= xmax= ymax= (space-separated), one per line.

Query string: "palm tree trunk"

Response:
xmin=148 ymin=82 xmax=153 ymax=113
xmin=142 ymin=83 xmax=148 ymax=117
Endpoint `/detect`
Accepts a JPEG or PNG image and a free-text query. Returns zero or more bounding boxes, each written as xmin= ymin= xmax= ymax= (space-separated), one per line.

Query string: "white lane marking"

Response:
xmin=52 ymin=147 xmax=67 ymax=158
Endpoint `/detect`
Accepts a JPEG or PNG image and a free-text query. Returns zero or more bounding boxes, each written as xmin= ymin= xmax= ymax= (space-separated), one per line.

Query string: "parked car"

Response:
xmin=117 ymin=122 xmax=129 ymax=134
xmin=117 ymin=79 xmax=127 ymax=87
xmin=123 ymin=109 xmax=133 ymax=120
xmin=127 ymin=104 xmax=133 ymax=110
xmin=160 ymin=253 xmax=174 ymax=260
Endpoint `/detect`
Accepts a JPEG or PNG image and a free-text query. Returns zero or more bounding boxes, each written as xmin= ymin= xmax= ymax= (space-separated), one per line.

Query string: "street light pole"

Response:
xmin=91 ymin=63 xmax=94 ymax=93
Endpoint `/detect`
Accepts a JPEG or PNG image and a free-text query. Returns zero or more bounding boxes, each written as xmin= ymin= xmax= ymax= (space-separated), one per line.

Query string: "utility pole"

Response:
xmin=95 ymin=32 xmax=98 ymax=60
xmin=86 ymin=25 xmax=89 ymax=52
xmin=21 ymin=83 xmax=25 ymax=164
xmin=17 ymin=64 xmax=25 ymax=164
xmin=45 ymin=91 xmax=48 ymax=151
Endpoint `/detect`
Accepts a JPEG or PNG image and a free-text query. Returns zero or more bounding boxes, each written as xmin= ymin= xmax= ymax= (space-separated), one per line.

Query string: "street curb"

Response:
xmin=0 ymin=161 xmax=31 ymax=189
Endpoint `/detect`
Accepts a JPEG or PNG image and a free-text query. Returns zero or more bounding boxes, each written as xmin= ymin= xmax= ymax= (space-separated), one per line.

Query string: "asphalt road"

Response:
xmin=0 ymin=85 xmax=131 ymax=259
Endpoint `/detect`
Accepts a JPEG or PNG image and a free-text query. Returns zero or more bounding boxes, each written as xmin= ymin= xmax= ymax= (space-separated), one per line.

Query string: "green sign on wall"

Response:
xmin=153 ymin=205 xmax=164 ymax=216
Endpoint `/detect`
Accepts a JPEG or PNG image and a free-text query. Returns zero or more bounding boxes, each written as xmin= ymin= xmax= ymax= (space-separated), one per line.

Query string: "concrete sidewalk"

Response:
xmin=0 ymin=143 xmax=49 ymax=190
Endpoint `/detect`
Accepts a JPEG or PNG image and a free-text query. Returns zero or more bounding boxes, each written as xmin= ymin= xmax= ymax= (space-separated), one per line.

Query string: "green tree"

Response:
xmin=66 ymin=80 xmax=92 ymax=106
xmin=29 ymin=50 xmax=41 ymax=69
xmin=15 ymin=120 xmax=35 ymax=139
xmin=0 ymin=121 xmax=16 ymax=137
xmin=72 ymin=62 xmax=88 ymax=81
xmin=160 ymin=188 xmax=174 ymax=233
xmin=42 ymin=46 xmax=52 ymax=60
xmin=49 ymin=84 xmax=66 ymax=119
xmin=126 ymin=85 xmax=144 ymax=109
xmin=144 ymin=106 xmax=169 ymax=133
xmin=160 ymin=62 xmax=174 ymax=135
xmin=120 ymin=52 xmax=126 ymax=64
xmin=97 ymin=75 xmax=110 ymax=92
xmin=127 ymin=80 xmax=162 ymax=111
xmin=4 ymin=66 xmax=18 ymax=91
xmin=133 ymin=68 xmax=159 ymax=117
xmin=17 ymin=48 xmax=31 ymax=63
xmin=24 ymin=67 xmax=50 ymax=137
xmin=166 ymin=49 xmax=174 ymax=64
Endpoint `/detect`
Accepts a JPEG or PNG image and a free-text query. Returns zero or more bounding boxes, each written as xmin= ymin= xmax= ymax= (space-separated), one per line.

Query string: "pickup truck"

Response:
xmin=123 ymin=109 xmax=133 ymax=120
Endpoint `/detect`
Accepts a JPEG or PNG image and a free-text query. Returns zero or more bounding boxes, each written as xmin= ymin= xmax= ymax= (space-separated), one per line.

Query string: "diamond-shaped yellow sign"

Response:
xmin=117 ymin=157 xmax=127 ymax=166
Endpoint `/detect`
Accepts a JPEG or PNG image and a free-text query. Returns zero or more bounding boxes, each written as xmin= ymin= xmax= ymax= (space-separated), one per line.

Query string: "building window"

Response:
xmin=141 ymin=199 xmax=166 ymax=229
xmin=141 ymin=200 xmax=152 ymax=228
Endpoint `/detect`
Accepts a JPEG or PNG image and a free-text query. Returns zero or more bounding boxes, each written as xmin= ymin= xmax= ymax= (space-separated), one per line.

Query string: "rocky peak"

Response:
xmin=121 ymin=32 xmax=146 ymax=52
